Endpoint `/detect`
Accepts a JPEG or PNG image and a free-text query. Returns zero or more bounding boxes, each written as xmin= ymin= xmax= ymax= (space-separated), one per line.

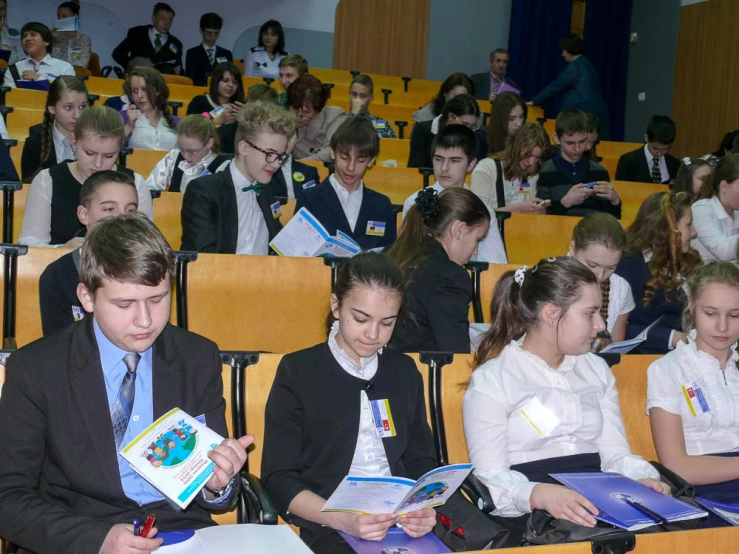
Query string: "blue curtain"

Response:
xmin=507 ymin=0 xmax=573 ymax=118
xmin=584 ymin=0 xmax=633 ymax=141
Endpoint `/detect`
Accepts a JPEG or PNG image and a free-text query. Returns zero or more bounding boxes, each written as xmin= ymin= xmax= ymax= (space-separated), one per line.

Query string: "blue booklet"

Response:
xmin=695 ymin=497 xmax=739 ymax=526
xmin=551 ymin=472 xmax=707 ymax=531
xmin=339 ymin=528 xmax=450 ymax=554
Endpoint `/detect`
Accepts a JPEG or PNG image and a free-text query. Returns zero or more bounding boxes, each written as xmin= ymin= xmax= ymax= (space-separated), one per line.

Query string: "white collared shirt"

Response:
xmin=647 ymin=330 xmax=739 ymax=456
xmin=280 ymin=156 xmax=295 ymax=199
xmin=463 ymin=338 xmax=659 ymax=517
xmin=3 ymin=54 xmax=75 ymax=88
xmin=327 ymin=321 xmax=390 ymax=477
xmin=329 ymin=174 xmax=363 ymax=231
xmin=644 ymin=144 xmax=668 ymax=183
xmin=145 ymin=148 xmax=230 ymax=193
xmin=129 ymin=113 xmax=178 ymax=151
xmin=691 ymin=195 xmax=739 ymax=262
xmin=229 ymin=162 xmax=269 ymax=255
xmin=19 ymin=165 xmax=153 ymax=247
xmin=148 ymin=27 xmax=168 ymax=50
xmin=52 ymin=123 xmax=74 ymax=163
xmin=471 ymin=158 xmax=541 ymax=210
xmin=244 ymin=46 xmax=286 ymax=80
xmin=604 ymin=273 xmax=635 ymax=334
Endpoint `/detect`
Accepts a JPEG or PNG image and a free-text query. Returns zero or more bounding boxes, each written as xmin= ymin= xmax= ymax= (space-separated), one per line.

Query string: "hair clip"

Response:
xmin=682 ymin=157 xmax=692 ymax=166
xmin=546 ymin=257 xmax=556 ymax=262
xmin=514 ymin=265 xmax=528 ymax=286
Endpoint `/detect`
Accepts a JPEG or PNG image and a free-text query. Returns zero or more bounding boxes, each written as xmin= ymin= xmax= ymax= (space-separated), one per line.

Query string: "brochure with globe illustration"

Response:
xmin=121 ymin=408 xmax=224 ymax=509
xmin=551 ymin=472 xmax=706 ymax=531
xmin=322 ymin=463 xmax=472 ymax=516
xmin=694 ymin=497 xmax=739 ymax=526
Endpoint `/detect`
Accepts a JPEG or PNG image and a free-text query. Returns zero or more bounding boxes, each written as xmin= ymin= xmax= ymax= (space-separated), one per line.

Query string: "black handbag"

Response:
xmin=433 ymin=490 xmax=511 ymax=551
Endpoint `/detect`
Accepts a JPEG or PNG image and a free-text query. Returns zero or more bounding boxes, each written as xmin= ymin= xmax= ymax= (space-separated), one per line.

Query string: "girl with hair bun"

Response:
xmin=387 ymin=186 xmax=490 ymax=353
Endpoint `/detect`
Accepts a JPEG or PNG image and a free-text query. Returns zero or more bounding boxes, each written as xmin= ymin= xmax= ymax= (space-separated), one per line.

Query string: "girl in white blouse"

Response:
xmin=691 ymin=155 xmax=739 ymax=262
xmin=122 ymin=66 xmax=179 ymax=151
xmin=464 ymin=256 xmax=668 ymax=539
xmin=471 ymin=123 xmax=550 ymax=214
xmin=146 ymin=114 xmax=230 ymax=194
xmin=569 ymin=213 xmax=635 ymax=349
xmin=647 ymin=262 xmax=739 ymax=521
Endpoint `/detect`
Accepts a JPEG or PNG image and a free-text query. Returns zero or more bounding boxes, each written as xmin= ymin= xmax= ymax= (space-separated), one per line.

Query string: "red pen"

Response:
xmin=140 ymin=513 xmax=156 ymax=538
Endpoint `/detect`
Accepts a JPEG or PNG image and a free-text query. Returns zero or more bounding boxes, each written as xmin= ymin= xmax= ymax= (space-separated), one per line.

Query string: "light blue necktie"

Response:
xmin=110 ymin=352 xmax=140 ymax=450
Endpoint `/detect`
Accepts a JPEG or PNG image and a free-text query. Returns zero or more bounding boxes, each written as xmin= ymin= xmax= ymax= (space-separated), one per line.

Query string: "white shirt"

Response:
xmin=646 ymin=331 xmax=739 ymax=456
xmin=129 ymin=113 xmax=178 ymax=151
xmin=19 ymin=165 xmax=153 ymax=247
xmin=244 ymin=46 xmax=285 ymax=80
xmin=330 ymin=174 xmax=363 ymax=232
xmin=52 ymin=124 xmax=74 ymax=163
xmin=3 ymin=54 xmax=75 ymax=88
xmin=605 ymin=273 xmax=635 ymax=334
xmin=280 ymin=156 xmax=295 ymax=199
xmin=148 ymin=27 xmax=168 ymax=50
xmin=145 ymin=148 xmax=230 ymax=193
xmin=0 ymin=114 xmax=8 ymax=140
xmin=471 ymin=157 xmax=540 ymax=210
xmin=327 ymin=321 xmax=390 ymax=477
xmin=691 ymin=195 xmax=739 ymax=262
xmin=229 ymin=162 xmax=269 ymax=255
xmin=644 ymin=144 xmax=668 ymax=183
xmin=463 ymin=338 xmax=659 ymax=517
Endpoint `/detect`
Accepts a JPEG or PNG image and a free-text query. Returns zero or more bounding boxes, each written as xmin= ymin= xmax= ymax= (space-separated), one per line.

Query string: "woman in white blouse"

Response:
xmin=691 ymin=155 xmax=739 ymax=262
xmin=471 ymin=123 xmax=550 ymax=214
xmin=244 ymin=20 xmax=287 ymax=80
xmin=122 ymin=66 xmax=179 ymax=151
xmin=463 ymin=256 xmax=668 ymax=540
xmin=647 ymin=262 xmax=739 ymax=526
xmin=146 ymin=114 xmax=230 ymax=193
xmin=569 ymin=213 xmax=634 ymax=349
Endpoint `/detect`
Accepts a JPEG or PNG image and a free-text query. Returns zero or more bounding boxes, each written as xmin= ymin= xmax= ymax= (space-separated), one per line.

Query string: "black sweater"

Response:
xmin=39 ymin=249 xmax=85 ymax=336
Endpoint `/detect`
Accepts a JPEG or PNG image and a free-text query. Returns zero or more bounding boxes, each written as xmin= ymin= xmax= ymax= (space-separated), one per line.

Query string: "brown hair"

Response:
xmin=74 ymin=105 xmax=126 ymax=146
xmin=673 ymin=157 xmax=711 ymax=202
xmin=386 ymin=187 xmax=490 ymax=272
xmin=79 ymin=170 xmax=136 ymax=208
xmin=246 ymin=83 xmax=278 ymax=104
xmin=329 ymin=116 xmax=380 ymax=159
xmin=279 ymin=53 xmax=308 ymax=75
xmin=486 ymin=92 xmax=527 ymax=154
xmin=208 ymin=62 xmax=245 ymax=104
xmin=176 ymin=114 xmax=220 ymax=155
xmin=683 ymin=263 xmax=739 ymax=345
xmin=555 ymin=109 xmax=588 ymax=138
xmin=431 ymin=73 xmax=475 ymax=117
xmin=286 ymin=74 xmax=327 ymax=113
xmin=493 ymin=122 xmax=550 ymax=181
xmin=350 ymin=74 xmax=374 ymax=95
xmin=127 ymin=67 xmax=176 ymax=129
xmin=40 ymin=76 xmax=89 ymax=169
xmin=697 ymin=154 xmax=739 ymax=201
xmin=474 ymin=256 xmax=598 ymax=367
xmin=79 ymin=212 xmax=175 ymax=295
xmin=625 ymin=191 xmax=701 ymax=305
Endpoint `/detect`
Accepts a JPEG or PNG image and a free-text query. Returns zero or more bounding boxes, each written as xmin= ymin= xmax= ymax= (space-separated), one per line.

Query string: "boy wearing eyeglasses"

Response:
xmin=181 ymin=101 xmax=296 ymax=254
xmin=294 ymin=117 xmax=397 ymax=250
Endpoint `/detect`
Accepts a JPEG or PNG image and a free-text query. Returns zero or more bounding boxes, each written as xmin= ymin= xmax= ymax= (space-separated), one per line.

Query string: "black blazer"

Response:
xmin=268 ymin=161 xmax=320 ymax=201
xmin=185 ymin=44 xmax=232 ymax=87
xmin=294 ymin=178 xmax=397 ymax=250
xmin=180 ymin=168 xmax=282 ymax=253
xmin=614 ymin=147 xmax=680 ymax=184
xmin=21 ymin=123 xmax=57 ymax=182
xmin=390 ymin=242 xmax=472 ymax=353
xmin=0 ymin=317 xmax=236 ymax=554
xmin=39 ymin=249 xmax=84 ymax=336
xmin=407 ymin=120 xmax=434 ymax=168
xmin=112 ymin=25 xmax=183 ymax=74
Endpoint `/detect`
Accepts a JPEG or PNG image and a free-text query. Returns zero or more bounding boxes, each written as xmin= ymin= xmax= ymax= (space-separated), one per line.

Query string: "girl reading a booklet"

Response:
xmin=647 ymin=262 xmax=739 ymax=526
xmin=463 ymin=256 xmax=669 ymax=543
xmin=261 ymin=253 xmax=441 ymax=553
xmin=568 ymin=213 xmax=635 ymax=350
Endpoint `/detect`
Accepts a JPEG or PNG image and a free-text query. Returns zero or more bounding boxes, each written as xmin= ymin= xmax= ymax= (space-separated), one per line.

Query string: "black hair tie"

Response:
xmin=415 ymin=187 xmax=440 ymax=226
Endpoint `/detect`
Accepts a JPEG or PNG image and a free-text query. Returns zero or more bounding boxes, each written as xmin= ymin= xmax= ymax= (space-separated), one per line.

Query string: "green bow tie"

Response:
xmin=241 ymin=184 xmax=264 ymax=195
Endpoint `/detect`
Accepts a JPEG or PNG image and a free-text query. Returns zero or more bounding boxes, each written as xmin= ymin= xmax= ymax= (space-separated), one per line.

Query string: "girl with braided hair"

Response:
xmin=387 ymin=186 xmax=490 ymax=353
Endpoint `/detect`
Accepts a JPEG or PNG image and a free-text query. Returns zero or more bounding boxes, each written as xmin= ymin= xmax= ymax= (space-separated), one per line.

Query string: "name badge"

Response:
xmin=70 ymin=47 xmax=82 ymax=56
xmin=271 ymin=201 xmax=282 ymax=219
xmin=45 ymin=73 xmax=58 ymax=82
xmin=169 ymin=43 xmax=178 ymax=54
xmin=216 ymin=56 xmax=227 ymax=64
xmin=518 ymin=181 xmax=531 ymax=194
xmin=373 ymin=121 xmax=386 ymax=129
xmin=302 ymin=179 xmax=316 ymax=190
xmin=209 ymin=106 xmax=224 ymax=119
xmin=519 ymin=396 xmax=560 ymax=438
xmin=370 ymin=398 xmax=396 ymax=438
xmin=682 ymin=381 xmax=710 ymax=417
xmin=72 ymin=306 xmax=85 ymax=321
xmin=366 ymin=220 xmax=386 ymax=236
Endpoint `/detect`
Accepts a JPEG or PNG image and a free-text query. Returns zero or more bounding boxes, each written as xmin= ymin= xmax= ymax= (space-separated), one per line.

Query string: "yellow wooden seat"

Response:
xmin=241 ymin=76 xmax=270 ymax=91
xmin=187 ymin=255 xmax=332 ymax=353
xmin=601 ymin=157 xmax=618 ymax=179
xmin=86 ymin=76 xmax=126 ymax=97
xmin=613 ymin=181 xmax=666 ymax=222
xmin=152 ymin=192 xmax=183 ymax=250
xmin=125 ymin=149 xmax=167 ymax=178
xmin=232 ymin=60 xmax=244 ymax=74
xmin=281 ymin=199 xmax=296 ymax=223
xmin=162 ymin=74 xmax=193 ymax=86
xmin=378 ymin=138 xmax=410 ymax=166
xmin=6 ymin=88 xmax=47 ymax=110
xmin=598 ymin=141 xmax=641 ymax=160
xmin=326 ymin=98 xmax=413 ymax=137
xmin=478 ymin=264 xmax=518 ymax=323
xmin=308 ymin=67 xmax=353 ymax=86
xmin=6 ymin=108 xmax=44 ymax=140
xmin=383 ymin=90 xmax=431 ymax=109
xmin=363 ymin=166 xmax=422 ymax=205
xmin=439 ymin=354 xmax=475 ymax=464
xmin=503 ymin=213 xmax=581 ymax=266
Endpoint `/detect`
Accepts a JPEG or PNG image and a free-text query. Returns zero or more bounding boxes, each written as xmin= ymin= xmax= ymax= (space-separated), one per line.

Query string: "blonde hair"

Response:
xmin=493 ymin=123 xmax=550 ymax=181
xmin=176 ymin=114 xmax=220 ymax=154
xmin=234 ymin=100 xmax=297 ymax=150
xmin=74 ymin=105 xmax=126 ymax=146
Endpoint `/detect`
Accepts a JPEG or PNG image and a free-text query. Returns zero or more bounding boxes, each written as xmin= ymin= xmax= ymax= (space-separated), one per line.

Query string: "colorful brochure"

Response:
xmin=269 ymin=207 xmax=361 ymax=257
xmin=695 ymin=497 xmax=739 ymax=526
xmin=322 ymin=464 xmax=472 ymax=516
xmin=339 ymin=527 xmax=450 ymax=553
xmin=599 ymin=316 xmax=664 ymax=354
xmin=155 ymin=524 xmax=313 ymax=553
xmin=552 ymin=472 xmax=707 ymax=531
xmin=120 ymin=408 xmax=224 ymax=509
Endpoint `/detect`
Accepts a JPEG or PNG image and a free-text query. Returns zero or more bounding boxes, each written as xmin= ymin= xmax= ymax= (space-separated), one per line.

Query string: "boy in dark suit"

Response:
xmin=295 ymin=117 xmax=397 ymax=250
xmin=112 ymin=3 xmax=183 ymax=75
xmin=0 ymin=213 xmax=253 ymax=554
xmin=268 ymin=134 xmax=320 ymax=201
xmin=181 ymin=100 xmax=296 ymax=254
xmin=185 ymin=13 xmax=233 ymax=87
xmin=615 ymin=115 xmax=680 ymax=184
xmin=537 ymin=109 xmax=622 ymax=218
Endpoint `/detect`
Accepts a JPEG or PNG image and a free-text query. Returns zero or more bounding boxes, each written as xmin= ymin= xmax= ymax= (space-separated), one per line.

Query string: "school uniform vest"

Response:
xmin=49 ymin=163 xmax=134 ymax=245
xmin=169 ymin=153 xmax=229 ymax=192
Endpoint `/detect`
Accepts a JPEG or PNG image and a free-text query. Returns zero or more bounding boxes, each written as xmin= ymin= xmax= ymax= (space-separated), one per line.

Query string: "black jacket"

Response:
xmin=39 ymin=249 xmax=84 ymax=336
xmin=112 ymin=25 xmax=183 ymax=74
xmin=615 ymin=147 xmax=680 ymax=184
xmin=268 ymin=160 xmax=320 ymax=201
xmin=21 ymin=123 xmax=57 ymax=182
xmin=185 ymin=44 xmax=232 ymax=87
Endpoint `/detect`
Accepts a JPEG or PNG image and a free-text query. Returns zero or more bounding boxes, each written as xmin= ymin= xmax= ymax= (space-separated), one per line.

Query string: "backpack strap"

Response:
xmin=494 ymin=159 xmax=505 ymax=209
xmin=9 ymin=63 xmax=20 ymax=87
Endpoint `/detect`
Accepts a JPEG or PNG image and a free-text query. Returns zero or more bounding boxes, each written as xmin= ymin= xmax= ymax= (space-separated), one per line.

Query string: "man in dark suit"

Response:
xmin=615 ymin=115 xmax=680 ymax=184
xmin=295 ymin=117 xmax=397 ymax=250
xmin=185 ymin=13 xmax=233 ymax=87
xmin=470 ymin=48 xmax=519 ymax=102
xmin=181 ymin=101 xmax=295 ymax=253
xmin=0 ymin=214 xmax=253 ymax=554
xmin=112 ymin=2 xmax=183 ymax=75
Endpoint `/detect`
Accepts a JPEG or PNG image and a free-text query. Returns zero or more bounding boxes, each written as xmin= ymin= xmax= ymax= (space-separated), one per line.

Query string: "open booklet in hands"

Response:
xmin=269 ymin=207 xmax=362 ymax=257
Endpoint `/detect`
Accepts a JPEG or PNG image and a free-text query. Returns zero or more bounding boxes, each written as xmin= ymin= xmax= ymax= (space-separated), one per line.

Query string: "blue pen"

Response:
xmin=133 ymin=518 xmax=140 ymax=537
xmin=625 ymin=499 xmax=668 ymax=527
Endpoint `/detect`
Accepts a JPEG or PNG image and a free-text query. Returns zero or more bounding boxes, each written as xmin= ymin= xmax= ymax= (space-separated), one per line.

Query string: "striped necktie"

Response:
xmin=651 ymin=158 xmax=661 ymax=183
xmin=154 ymin=34 xmax=163 ymax=52
xmin=207 ymin=48 xmax=215 ymax=66
xmin=110 ymin=353 xmax=141 ymax=450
